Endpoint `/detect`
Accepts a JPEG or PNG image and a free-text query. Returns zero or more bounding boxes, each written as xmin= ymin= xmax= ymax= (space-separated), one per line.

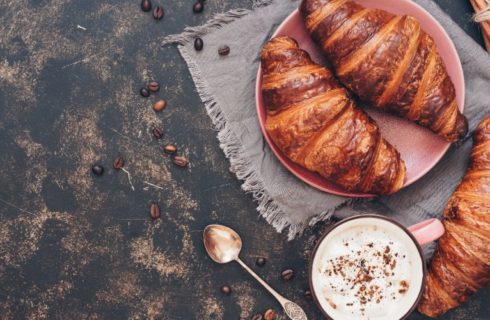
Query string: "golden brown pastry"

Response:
xmin=261 ymin=36 xmax=406 ymax=195
xmin=418 ymin=115 xmax=490 ymax=318
xmin=300 ymin=0 xmax=468 ymax=142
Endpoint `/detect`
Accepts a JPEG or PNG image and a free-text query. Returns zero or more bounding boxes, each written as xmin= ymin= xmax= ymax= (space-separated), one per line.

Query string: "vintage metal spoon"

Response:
xmin=203 ymin=224 xmax=308 ymax=320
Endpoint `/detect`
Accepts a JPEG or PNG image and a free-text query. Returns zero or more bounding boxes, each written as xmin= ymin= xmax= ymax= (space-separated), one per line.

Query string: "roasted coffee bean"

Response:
xmin=218 ymin=45 xmax=230 ymax=56
xmin=251 ymin=314 xmax=263 ymax=320
xmin=173 ymin=156 xmax=188 ymax=167
xmin=153 ymin=99 xmax=166 ymax=112
xmin=140 ymin=0 xmax=152 ymax=12
xmin=220 ymin=285 xmax=231 ymax=295
xmin=153 ymin=6 xmax=164 ymax=20
xmin=148 ymin=81 xmax=160 ymax=92
xmin=149 ymin=202 xmax=161 ymax=219
xmin=192 ymin=1 xmax=204 ymax=13
xmin=255 ymin=257 xmax=266 ymax=267
xmin=281 ymin=268 xmax=294 ymax=281
xmin=164 ymin=144 xmax=177 ymax=154
xmin=194 ymin=37 xmax=203 ymax=51
xmin=91 ymin=164 xmax=104 ymax=176
xmin=152 ymin=127 xmax=163 ymax=139
xmin=140 ymin=87 xmax=150 ymax=97
xmin=113 ymin=157 xmax=125 ymax=170
xmin=304 ymin=290 xmax=312 ymax=300
xmin=263 ymin=309 xmax=276 ymax=320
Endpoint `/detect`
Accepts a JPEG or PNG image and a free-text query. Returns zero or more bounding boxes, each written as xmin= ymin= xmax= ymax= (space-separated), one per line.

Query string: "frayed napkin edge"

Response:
xmin=161 ymin=0 xmax=274 ymax=47
xmin=178 ymin=43 xmax=351 ymax=240
xmin=161 ymin=0 xmax=353 ymax=240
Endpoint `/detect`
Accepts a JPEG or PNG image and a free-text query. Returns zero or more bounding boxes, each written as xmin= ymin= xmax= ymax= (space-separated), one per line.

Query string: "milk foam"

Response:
xmin=311 ymin=218 xmax=424 ymax=320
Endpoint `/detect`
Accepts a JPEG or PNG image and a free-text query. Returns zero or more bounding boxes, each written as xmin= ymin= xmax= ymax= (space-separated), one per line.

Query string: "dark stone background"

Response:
xmin=0 ymin=0 xmax=488 ymax=319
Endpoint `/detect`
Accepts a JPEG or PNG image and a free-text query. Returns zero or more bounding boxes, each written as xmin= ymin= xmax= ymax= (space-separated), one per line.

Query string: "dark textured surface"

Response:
xmin=0 ymin=0 xmax=488 ymax=319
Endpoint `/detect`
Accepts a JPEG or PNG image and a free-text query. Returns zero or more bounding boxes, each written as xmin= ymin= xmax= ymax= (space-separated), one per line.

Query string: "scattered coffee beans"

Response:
xmin=255 ymin=257 xmax=266 ymax=267
xmin=251 ymin=314 xmax=263 ymax=320
xmin=153 ymin=99 xmax=166 ymax=112
xmin=148 ymin=81 xmax=160 ymax=92
xmin=150 ymin=202 xmax=161 ymax=220
xmin=140 ymin=87 xmax=150 ymax=97
xmin=194 ymin=37 xmax=204 ymax=51
xmin=173 ymin=156 xmax=188 ymax=167
xmin=152 ymin=127 xmax=163 ymax=139
xmin=164 ymin=144 xmax=177 ymax=154
xmin=192 ymin=1 xmax=204 ymax=13
xmin=153 ymin=6 xmax=164 ymax=20
xmin=113 ymin=157 xmax=125 ymax=170
xmin=140 ymin=0 xmax=152 ymax=12
xmin=220 ymin=285 xmax=231 ymax=295
xmin=91 ymin=164 xmax=104 ymax=176
xmin=263 ymin=309 xmax=276 ymax=320
xmin=218 ymin=45 xmax=230 ymax=56
xmin=281 ymin=268 xmax=294 ymax=281
xmin=304 ymin=290 xmax=312 ymax=300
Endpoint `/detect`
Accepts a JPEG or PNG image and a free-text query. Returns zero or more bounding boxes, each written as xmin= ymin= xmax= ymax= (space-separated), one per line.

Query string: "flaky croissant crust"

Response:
xmin=300 ymin=0 xmax=468 ymax=142
xmin=261 ymin=36 xmax=406 ymax=195
xmin=418 ymin=116 xmax=490 ymax=318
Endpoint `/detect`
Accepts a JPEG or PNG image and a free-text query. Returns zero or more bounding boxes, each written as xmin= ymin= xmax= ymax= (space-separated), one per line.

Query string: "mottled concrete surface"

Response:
xmin=0 ymin=0 xmax=488 ymax=319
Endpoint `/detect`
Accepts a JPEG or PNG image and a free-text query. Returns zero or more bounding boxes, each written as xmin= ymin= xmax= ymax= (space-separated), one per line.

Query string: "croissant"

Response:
xmin=418 ymin=116 xmax=490 ymax=318
xmin=260 ymin=36 xmax=406 ymax=195
xmin=300 ymin=0 xmax=468 ymax=142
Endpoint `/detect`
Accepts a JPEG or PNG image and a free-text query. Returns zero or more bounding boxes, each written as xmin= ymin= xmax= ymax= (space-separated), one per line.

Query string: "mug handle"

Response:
xmin=407 ymin=219 xmax=445 ymax=246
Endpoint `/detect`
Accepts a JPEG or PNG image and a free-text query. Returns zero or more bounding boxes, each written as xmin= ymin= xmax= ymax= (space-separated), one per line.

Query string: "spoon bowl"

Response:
xmin=203 ymin=224 xmax=242 ymax=264
xmin=203 ymin=224 xmax=308 ymax=320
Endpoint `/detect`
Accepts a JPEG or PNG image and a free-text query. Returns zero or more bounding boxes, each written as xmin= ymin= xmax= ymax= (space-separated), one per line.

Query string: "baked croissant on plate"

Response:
xmin=418 ymin=115 xmax=490 ymax=318
xmin=260 ymin=36 xmax=406 ymax=195
xmin=300 ymin=0 xmax=468 ymax=142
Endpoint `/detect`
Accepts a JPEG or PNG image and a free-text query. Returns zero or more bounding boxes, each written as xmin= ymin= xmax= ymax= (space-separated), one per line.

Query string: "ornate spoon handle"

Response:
xmin=235 ymin=258 xmax=308 ymax=320
xmin=283 ymin=301 xmax=308 ymax=320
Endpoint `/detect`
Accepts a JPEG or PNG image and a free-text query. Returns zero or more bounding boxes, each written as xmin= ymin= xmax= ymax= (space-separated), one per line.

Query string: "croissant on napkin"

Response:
xmin=300 ymin=0 xmax=468 ymax=142
xmin=260 ymin=36 xmax=406 ymax=195
xmin=418 ymin=116 xmax=490 ymax=317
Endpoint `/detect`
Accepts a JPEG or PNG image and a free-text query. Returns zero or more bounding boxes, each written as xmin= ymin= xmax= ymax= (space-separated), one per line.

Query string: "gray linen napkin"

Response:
xmin=162 ymin=0 xmax=490 ymax=240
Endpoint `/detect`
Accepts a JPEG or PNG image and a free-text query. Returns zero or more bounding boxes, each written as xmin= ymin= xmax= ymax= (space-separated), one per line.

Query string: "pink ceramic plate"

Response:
xmin=255 ymin=1 xmax=465 ymax=198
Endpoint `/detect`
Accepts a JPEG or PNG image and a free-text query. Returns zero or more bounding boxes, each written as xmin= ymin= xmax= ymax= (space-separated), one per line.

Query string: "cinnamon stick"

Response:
xmin=470 ymin=0 xmax=490 ymax=52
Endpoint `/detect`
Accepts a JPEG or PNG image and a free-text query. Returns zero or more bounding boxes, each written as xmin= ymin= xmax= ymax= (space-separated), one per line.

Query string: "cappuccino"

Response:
xmin=311 ymin=217 xmax=424 ymax=320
